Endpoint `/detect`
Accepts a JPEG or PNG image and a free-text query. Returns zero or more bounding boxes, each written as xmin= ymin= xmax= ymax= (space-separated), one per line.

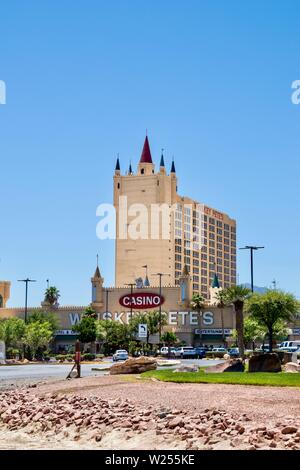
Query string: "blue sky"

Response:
xmin=0 ymin=0 xmax=299 ymax=307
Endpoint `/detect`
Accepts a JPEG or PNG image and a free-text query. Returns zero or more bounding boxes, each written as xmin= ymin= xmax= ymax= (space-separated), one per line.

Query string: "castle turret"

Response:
xmin=91 ymin=262 xmax=104 ymax=310
xmin=138 ymin=136 xmax=155 ymax=176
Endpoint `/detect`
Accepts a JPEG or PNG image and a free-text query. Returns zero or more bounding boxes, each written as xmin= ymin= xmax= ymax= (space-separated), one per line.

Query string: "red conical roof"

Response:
xmin=140 ymin=136 xmax=153 ymax=164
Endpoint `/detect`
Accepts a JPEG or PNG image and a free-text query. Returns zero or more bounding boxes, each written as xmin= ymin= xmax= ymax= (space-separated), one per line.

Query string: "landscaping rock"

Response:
xmin=110 ymin=356 xmax=157 ymax=375
xmin=283 ymin=362 xmax=300 ymax=373
xmin=205 ymin=359 xmax=244 ymax=373
xmin=173 ymin=364 xmax=198 ymax=373
xmin=248 ymin=353 xmax=281 ymax=373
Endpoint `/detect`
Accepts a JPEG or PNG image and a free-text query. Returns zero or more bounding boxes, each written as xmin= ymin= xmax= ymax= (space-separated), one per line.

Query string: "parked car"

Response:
xmin=228 ymin=347 xmax=239 ymax=357
xmin=159 ymin=347 xmax=176 ymax=356
xmin=194 ymin=347 xmax=206 ymax=359
xmin=211 ymin=347 xmax=228 ymax=353
xmin=112 ymin=350 xmax=129 ymax=361
xmin=173 ymin=346 xmax=197 ymax=358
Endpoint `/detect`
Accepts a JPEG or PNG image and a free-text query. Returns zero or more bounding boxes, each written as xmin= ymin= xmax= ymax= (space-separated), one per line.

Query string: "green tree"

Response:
xmin=214 ymin=290 xmax=228 ymax=345
xmin=96 ymin=320 xmax=131 ymax=354
xmin=73 ymin=316 xmax=97 ymax=345
xmin=23 ymin=321 xmax=53 ymax=359
xmin=44 ymin=286 xmax=60 ymax=306
xmin=0 ymin=317 xmax=26 ymax=357
xmin=161 ymin=331 xmax=178 ymax=357
xmin=28 ymin=310 xmax=59 ymax=334
xmin=247 ymin=290 xmax=299 ymax=352
xmin=190 ymin=293 xmax=205 ymax=345
xmin=129 ymin=311 xmax=167 ymax=348
xmin=223 ymin=285 xmax=252 ymax=358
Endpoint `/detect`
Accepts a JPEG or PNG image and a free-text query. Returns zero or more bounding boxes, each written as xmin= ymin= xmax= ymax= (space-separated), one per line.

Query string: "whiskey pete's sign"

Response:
xmin=119 ymin=292 xmax=164 ymax=309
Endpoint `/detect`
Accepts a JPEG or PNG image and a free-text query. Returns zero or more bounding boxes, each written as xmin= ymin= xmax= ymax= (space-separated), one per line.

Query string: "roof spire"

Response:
xmin=140 ymin=135 xmax=153 ymax=164
xmin=170 ymin=158 xmax=176 ymax=174
xmin=212 ymin=273 xmax=220 ymax=289
xmin=94 ymin=254 xmax=101 ymax=278
xmin=128 ymin=161 xmax=133 ymax=174
xmin=115 ymin=154 xmax=120 ymax=172
xmin=160 ymin=149 xmax=165 ymax=168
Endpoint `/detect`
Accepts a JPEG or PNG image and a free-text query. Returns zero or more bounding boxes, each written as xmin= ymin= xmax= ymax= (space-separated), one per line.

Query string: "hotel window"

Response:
xmin=224 ymin=253 xmax=229 ymax=260
xmin=184 ymin=249 xmax=191 ymax=256
xmin=193 ymin=242 xmax=200 ymax=250
xmin=224 ymin=238 xmax=229 ymax=245
xmin=217 ymin=228 xmax=223 ymax=235
xmin=217 ymin=251 xmax=222 ymax=258
xmin=175 ymin=263 xmax=181 ymax=270
xmin=209 ymin=225 xmax=215 ymax=232
xmin=217 ymin=243 xmax=222 ymax=250
xmin=202 ymin=261 xmax=207 ymax=268
xmin=217 ymin=221 xmax=223 ymax=228
xmin=209 ymin=256 xmax=215 ymax=263
xmin=231 ymin=226 xmax=236 ymax=232
xmin=217 ymin=236 xmax=222 ymax=243
xmin=184 ymin=215 xmax=191 ymax=223
xmin=201 ymin=277 xmax=207 ymax=284
xmin=231 ymin=255 xmax=236 ymax=262
xmin=209 ymin=233 xmax=215 ymax=240
xmin=231 ymin=234 xmax=236 ymax=241
xmin=217 ymin=258 xmax=222 ymax=265
xmin=224 ymin=261 xmax=230 ymax=267
xmin=193 ymin=284 xmax=199 ymax=291
xmin=175 ymin=245 xmax=182 ymax=253
xmin=204 ymin=215 xmax=207 ymax=221
xmin=209 ymin=248 xmax=215 ymax=255
xmin=224 ymin=282 xmax=230 ymax=288
xmin=203 ymin=222 xmax=207 ymax=230
xmin=224 ymin=224 xmax=229 ymax=230
xmin=231 ymin=241 xmax=236 ymax=248
xmin=224 ymin=231 xmax=230 ymax=238
xmin=175 ymin=238 xmax=182 ymax=245
xmin=231 ymin=262 xmax=235 ymax=269
xmin=209 ymin=241 xmax=215 ymax=247
xmin=193 ymin=267 xmax=199 ymax=274
xmin=202 ymin=245 xmax=207 ymax=252
xmin=231 ymin=277 xmax=236 ymax=284
xmin=224 ymin=246 xmax=229 ymax=252
xmin=202 ymin=285 xmax=208 ymax=292
xmin=231 ymin=270 xmax=236 ymax=277
xmin=201 ymin=269 xmax=207 ymax=276
xmin=194 ymin=259 xmax=199 ymax=266
xmin=209 ymin=218 xmax=215 ymax=225
xmin=184 ymin=257 xmax=190 ymax=265
xmin=175 ymin=229 xmax=182 ymax=237
xmin=201 ymin=253 xmax=207 ymax=260
xmin=175 ymin=271 xmax=181 ymax=278
xmin=193 ymin=275 xmax=199 ymax=282
xmin=217 ymin=266 xmax=222 ymax=273
xmin=209 ymin=263 xmax=215 ymax=271
xmin=175 ymin=254 xmax=181 ymax=261
xmin=193 ymin=251 xmax=199 ymax=258
xmin=224 ymin=268 xmax=230 ymax=274
xmin=231 ymin=248 xmax=236 ymax=255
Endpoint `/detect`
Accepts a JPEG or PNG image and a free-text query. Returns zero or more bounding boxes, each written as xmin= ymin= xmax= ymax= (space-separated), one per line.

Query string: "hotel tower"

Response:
xmin=114 ymin=136 xmax=237 ymax=299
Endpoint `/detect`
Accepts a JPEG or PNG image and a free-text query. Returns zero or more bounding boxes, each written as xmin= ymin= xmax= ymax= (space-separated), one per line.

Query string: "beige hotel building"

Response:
xmin=114 ymin=136 xmax=237 ymax=298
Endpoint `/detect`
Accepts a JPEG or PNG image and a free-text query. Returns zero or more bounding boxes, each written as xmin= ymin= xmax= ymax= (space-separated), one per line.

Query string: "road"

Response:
xmin=0 ymin=359 xmax=223 ymax=389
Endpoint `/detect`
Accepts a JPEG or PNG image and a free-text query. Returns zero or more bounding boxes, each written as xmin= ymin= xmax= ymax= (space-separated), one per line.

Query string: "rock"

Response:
xmin=248 ymin=354 xmax=281 ymax=373
xmin=205 ymin=359 xmax=244 ymax=373
xmin=173 ymin=364 xmax=198 ymax=373
xmin=223 ymin=354 xmax=230 ymax=360
xmin=283 ymin=362 xmax=300 ymax=373
xmin=281 ymin=426 xmax=298 ymax=435
xmin=110 ymin=356 xmax=157 ymax=375
xmin=168 ymin=417 xmax=184 ymax=429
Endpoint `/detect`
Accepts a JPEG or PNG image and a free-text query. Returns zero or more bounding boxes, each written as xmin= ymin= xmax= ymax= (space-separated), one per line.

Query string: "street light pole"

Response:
xmin=153 ymin=273 xmax=170 ymax=349
xmin=239 ymin=246 xmax=264 ymax=292
xmin=18 ymin=278 xmax=36 ymax=323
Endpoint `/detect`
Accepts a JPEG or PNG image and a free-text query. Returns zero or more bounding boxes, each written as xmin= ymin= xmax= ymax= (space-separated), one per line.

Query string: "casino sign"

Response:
xmin=119 ymin=292 xmax=164 ymax=309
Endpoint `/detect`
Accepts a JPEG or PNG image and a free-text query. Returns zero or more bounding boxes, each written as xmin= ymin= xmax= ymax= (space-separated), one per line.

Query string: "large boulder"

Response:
xmin=110 ymin=356 xmax=157 ymax=375
xmin=205 ymin=359 xmax=244 ymax=373
xmin=173 ymin=364 xmax=199 ymax=373
xmin=283 ymin=362 xmax=300 ymax=373
xmin=248 ymin=353 xmax=281 ymax=373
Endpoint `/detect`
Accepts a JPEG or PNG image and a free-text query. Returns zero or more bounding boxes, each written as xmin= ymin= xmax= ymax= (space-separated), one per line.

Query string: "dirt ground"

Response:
xmin=0 ymin=375 xmax=299 ymax=450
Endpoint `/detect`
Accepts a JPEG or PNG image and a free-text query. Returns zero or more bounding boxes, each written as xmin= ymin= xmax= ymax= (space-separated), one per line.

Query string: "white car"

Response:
xmin=159 ymin=347 xmax=176 ymax=355
xmin=211 ymin=347 xmax=228 ymax=353
xmin=112 ymin=350 xmax=129 ymax=362
xmin=173 ymin=346 xmax=196 ymax=358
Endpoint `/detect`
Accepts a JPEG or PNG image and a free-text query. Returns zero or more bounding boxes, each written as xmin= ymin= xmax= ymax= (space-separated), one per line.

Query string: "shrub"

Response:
xmin=82 ymin=353 xmax=95 ymax=361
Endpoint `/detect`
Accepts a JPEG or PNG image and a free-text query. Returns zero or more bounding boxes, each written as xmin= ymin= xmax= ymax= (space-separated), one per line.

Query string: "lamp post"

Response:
xmin=239 ymin=246 xmax=264 ymax=292
xmin=153 ymin=273 xmax=170 ymax=349
xmin=125 ymin=283 xmax=136 ymax=322
xmin=18 ymin=278 xmax=36 ymax=323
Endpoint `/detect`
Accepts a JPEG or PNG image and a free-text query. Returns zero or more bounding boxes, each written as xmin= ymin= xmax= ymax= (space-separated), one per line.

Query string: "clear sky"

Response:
xmin=0 ymin=0 xmax=299 ymax=307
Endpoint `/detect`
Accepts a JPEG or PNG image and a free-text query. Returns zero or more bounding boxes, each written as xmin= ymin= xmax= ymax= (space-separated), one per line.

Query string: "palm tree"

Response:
xmin=44 ymin=287 xmax=60 ymax=307
xmin=214 ymin=290 xmax=227 ymax=346
xmin=190 ymin=293 xmax=205 ymax=345
xmin=223 ymin=285 xmax=252 ymax=358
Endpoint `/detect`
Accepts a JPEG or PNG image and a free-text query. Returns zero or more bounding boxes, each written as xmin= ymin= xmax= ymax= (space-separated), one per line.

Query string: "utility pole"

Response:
xmin=153 ymin=273 xmax=170 ymax=349
xmin=18 ymin=278 xmax=36 ymax=323
xmin=239 ymin=246 xmax=264 ymax=292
